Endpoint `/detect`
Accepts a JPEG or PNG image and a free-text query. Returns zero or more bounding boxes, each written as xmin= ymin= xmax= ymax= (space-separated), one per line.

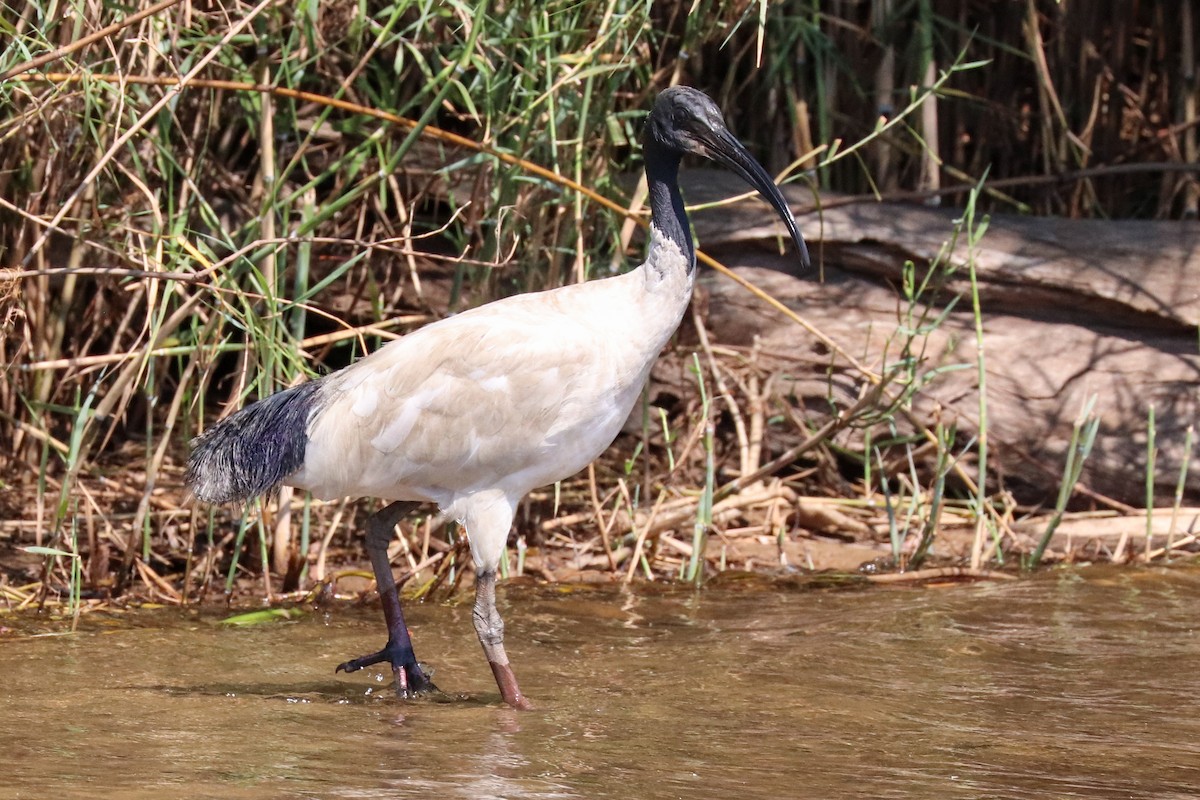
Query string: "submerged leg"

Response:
xmin=473 ymin=570 xmax=530 ymax=709
xmin=335 ymin=501 xmax=437 ymax=698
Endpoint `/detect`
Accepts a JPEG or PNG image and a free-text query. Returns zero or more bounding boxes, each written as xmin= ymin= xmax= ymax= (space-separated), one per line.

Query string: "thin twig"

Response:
xmin=0 ymin=0 xmax=185 ymax=81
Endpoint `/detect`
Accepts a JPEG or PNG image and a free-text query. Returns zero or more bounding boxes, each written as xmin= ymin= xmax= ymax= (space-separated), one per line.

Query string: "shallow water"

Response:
xmin=3 ymin=566 xmax=1200 ymax=799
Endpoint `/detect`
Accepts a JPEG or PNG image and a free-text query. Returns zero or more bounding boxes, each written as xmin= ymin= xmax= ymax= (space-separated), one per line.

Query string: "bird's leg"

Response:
xmin=335 ymin=501 xmax=437 ymax=698
xmin=472 ymin=569 xmax=531 ymax=709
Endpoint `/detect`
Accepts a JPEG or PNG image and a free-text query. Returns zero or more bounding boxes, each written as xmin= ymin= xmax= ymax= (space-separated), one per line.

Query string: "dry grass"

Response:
xmin=1 ymin=0 xmax=1197 ymax=610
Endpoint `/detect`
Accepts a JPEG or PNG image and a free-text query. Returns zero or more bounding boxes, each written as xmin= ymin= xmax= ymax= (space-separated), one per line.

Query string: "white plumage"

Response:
xmin=294 ymin=232 xmax=690 ymax=507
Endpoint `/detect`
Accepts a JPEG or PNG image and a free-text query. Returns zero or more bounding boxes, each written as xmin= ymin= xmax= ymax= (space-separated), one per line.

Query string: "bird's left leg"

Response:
xmin=460 ymin=490 xmax=530 ymax=708
xmin=335 ymin=501 xmax=437 ymax=698
xmin=473 ymin=569 xmax=531 ymax=709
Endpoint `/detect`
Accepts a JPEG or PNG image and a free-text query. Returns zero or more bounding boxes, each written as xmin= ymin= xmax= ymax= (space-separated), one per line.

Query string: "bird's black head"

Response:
xmin=643 ymin=86 xmax=731 ymax=158
xmin=643 ymin=86 xmax=810 ymax=269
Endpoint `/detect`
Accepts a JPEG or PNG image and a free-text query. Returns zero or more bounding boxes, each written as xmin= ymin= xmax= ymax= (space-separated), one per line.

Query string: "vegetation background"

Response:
xmin=1 ymin=0 xmax=1196 ymax=609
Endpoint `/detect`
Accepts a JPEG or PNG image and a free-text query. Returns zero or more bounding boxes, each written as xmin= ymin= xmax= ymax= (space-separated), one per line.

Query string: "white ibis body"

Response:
xmin=186 ymin=86 xmax=809 ymax=708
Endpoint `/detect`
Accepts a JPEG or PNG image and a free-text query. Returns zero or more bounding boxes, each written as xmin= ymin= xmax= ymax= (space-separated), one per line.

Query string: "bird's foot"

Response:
xmin=336 ymin=642 xmax=439 ymax=698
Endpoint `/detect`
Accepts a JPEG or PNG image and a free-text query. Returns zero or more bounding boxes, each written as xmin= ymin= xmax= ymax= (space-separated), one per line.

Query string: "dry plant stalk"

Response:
xmin=1 ymin=0 xmax=1195 ymax=606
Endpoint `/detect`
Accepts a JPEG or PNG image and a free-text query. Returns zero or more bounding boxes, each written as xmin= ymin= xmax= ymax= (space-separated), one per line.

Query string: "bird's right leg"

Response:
xmin=335 ymin=501 xmax=437 ymax=698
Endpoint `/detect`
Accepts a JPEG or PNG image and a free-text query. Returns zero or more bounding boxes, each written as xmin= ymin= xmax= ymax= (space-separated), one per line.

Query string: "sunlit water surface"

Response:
xmin=3 ymin=566 xmax=1199 ymax=799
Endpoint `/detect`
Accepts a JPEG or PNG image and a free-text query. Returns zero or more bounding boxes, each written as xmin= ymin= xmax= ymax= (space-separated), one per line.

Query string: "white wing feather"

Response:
xmin=289 ymin=255 xmax=690 ymax=508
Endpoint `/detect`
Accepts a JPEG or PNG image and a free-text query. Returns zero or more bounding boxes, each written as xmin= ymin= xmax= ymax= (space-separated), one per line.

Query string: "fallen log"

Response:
xmin=682 ymin=171 xmax=1200 ymax=507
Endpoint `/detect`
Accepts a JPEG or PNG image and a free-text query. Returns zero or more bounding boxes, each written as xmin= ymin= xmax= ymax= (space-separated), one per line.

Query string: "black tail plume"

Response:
xmin=185 ymin=380 xmax=324 ymax=504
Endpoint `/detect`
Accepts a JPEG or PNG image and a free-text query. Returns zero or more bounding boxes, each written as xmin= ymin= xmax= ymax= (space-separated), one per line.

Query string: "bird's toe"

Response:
xmin=402 ymin=662 xmax=439 ymax=697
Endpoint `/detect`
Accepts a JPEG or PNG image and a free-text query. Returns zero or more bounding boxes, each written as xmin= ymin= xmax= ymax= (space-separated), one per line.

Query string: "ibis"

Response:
xmin=186 ymin=86 xmax=809 ymax=708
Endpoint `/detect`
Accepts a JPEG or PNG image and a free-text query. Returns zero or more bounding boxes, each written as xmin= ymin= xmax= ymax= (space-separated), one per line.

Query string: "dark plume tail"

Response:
xmin=185 ymin=380 xmax=324 ymax=505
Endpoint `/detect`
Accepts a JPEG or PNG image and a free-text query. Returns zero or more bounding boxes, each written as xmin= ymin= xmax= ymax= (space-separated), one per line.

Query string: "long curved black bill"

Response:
xmin=704 ymin=128 xmax=811 ymax=270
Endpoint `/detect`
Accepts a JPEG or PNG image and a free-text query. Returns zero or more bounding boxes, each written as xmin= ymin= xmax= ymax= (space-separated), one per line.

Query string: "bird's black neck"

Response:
xmin=643 ymin=142 xmax=695 ymax=274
